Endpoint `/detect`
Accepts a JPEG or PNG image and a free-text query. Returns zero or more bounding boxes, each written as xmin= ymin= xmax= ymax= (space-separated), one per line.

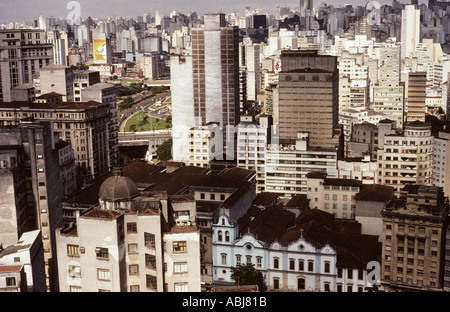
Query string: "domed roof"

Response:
xmin=99 ymin=168 xmax=139 ymax=201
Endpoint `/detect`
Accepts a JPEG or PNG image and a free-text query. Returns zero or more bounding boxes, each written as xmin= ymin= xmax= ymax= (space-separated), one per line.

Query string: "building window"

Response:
xmin=97 ymin=269 xmax=111 ymax=281
xmin=145 ymin=254 xmax=157 ymax=269
xmin=129 ymin=265 xmax=139 ymax=275
xmin=145 ymin=232 xmax=156 ymax=248
xmin=273 ymin=278 xmax=280 ymax=290
xmin=96 ymin=247 xmax=109 ymax=259
xmin=174 ymin=262 xmax=188 ymax=274
xmin=289 ymin=259 xmax=295 ymax=270
xmin=218 ymin=230 xmax=223 ymax=241
xmin=296 ymin=278 xmax=306 ymax=291
xmin=256 ymin=256 xmax=262 ymax=268
xmin=236 ymin=255 xmax=241 ymax=265
xmin=173 ymin=241 xmax=187 ymax=253
xmin=308 ymin=260 xmax=314 ymax=272
xmin=146 ymin=275 xmax=157 ymax=290
xmin=299 ymin=260 xmax=304 ymax=271
xmin=358 ymin=269 xmax=364 ymax=280
xmin=128 ymin=243 xmax=138 ymax=254
xmin=67 ymin=244 xmax=79 ymax=256
xmin=324 ymin=261 xmax=330 ymax=273
xmin=127 ymin=222 xmax=137 ymax=233
xmin=273 ymin=258 xmax=279 ymax=269
xmin=174 ymin=283 xmax=188 ymax=292
xmin=68 ymin=265 xmax=81 ymax=277
xmin=130 ymin=285 xmax=140 ymax=292
xmin=221 ymin=254 xmax=227 ymax=265
xmin=348 ymin=269 xmax=353 ymax=279
xmin=225 ymin=231 xmax=230 ymax=242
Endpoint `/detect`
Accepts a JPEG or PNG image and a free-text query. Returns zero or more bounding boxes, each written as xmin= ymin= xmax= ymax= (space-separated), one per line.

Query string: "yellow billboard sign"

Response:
xmin=93 ymin=38 xmax=107 ymax=63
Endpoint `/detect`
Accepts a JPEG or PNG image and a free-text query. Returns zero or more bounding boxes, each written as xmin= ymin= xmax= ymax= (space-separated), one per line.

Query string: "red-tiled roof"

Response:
xmin=0 ymin=265 xmax=23 ymax=272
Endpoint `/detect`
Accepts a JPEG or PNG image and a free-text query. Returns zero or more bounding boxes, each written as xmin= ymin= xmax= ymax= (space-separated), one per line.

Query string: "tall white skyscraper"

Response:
xmin=46 ymin=30 xmax=68 ymax=66
xmin=401 ymin=5 xmax=420 ymax=59
xmin=171 ymin=14 xmax=240 ymax=163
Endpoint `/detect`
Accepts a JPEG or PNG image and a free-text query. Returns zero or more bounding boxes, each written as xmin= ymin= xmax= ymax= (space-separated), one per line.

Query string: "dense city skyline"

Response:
xmin=0 ymin=0 xmax=426 ymax=23
xmin=1 ymin=0 xmax=450 ymax=296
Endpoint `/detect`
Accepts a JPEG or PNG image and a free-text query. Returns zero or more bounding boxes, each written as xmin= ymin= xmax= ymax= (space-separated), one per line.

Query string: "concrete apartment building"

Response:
xmin=378 ymin=121 xmax=433 ymax=193
xmin=381 ymin=185 xmax=450 ymax=291
xmin=171 ymin=13 xmax=240 ymax=163
xmin=0 ymin=29 xmax=53 ymax=102
xmin=72 ymin=69 xmax=100 ymax=102
xmin=46 ymin=30 xmax=68 ymax=66
xmin=0 ymin=265 xmax=27 ymax=292
xmin=38 ymin=64 xmax=74 ymax=102
xmin=278 ymin=50 xmax=341 ymax=153
xmin=237 ymin=115 xmax=275 ymax=193
xmin=55 ymin=140 xmax=77 ymax=199
xmin=140 ymin=54 xmax=166 ymax=80
xmin=80 ymin=83 xmax=119 ymax=169
xmin=0 ymin=121 xmax=63 ymax=292
xmin=264 ymin=133 xmax=338 ymax=197
xmin=306 ymin=172 xmax=362 ymax=220
xmin=337 ymin=154 xmax=378 ymax=184
xmin=0 ymin=94 xmax=113 ymax=186
xmin=0 ymin=230 xmax=46 ymax=292
xmin=432 ymin=130 xmax=450 ymax=197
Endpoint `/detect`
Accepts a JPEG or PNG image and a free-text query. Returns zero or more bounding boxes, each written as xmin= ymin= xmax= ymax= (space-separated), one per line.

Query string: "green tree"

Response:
xmin=230 ymin=263 xmax=266 ymax=292
xmin=119 ymin=96 xmax=134 ymax=110
xmin=156 ymin=139 xmax=172 ymax=161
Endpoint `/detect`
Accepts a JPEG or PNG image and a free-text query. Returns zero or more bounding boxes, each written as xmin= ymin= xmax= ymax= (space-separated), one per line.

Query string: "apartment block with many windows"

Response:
xmin=381 ymin=185 xmax=450 ymax=291
xmin=378 ymin=121 xmax=433 ymax=193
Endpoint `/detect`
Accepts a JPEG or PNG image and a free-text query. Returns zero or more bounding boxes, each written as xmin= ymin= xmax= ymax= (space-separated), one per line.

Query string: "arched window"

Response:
xmin=273 ymin=257 xmax=279 ymax=269
xmin=298 ymin=260 xmax=304 ymax=271
xmin=324 ymin=283 xmax=330 ymax=292
xmin=324 ymin=261 xmax=330 ymax=273
xmin=308 ymin=260 xmax=314 ymax=272
xmin=225 ymin=231 xmax=230 ymax=242
xmin=218 ymin=231 xmax=222 ymax=242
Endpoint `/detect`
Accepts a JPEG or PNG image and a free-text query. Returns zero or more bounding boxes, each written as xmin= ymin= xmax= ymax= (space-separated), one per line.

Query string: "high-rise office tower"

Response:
xmin=0 ymin=29 xmax=53 ymax=102
xmin=401 ymin=5 xmax=420 ymax=59
xmin=278 ymin=50 xmax=341 ymax=152
xmin=406 ymin=72 xmax=427 ymax=123
xmin=299 ymin=0 xmax=314 ymax=16
xmin=171 ymin=13 xmax=240 ymax=163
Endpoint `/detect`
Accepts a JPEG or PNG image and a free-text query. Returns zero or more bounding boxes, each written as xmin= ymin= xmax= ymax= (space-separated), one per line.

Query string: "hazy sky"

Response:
xmin=0 ymin=0 xmax=423 ymax=24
